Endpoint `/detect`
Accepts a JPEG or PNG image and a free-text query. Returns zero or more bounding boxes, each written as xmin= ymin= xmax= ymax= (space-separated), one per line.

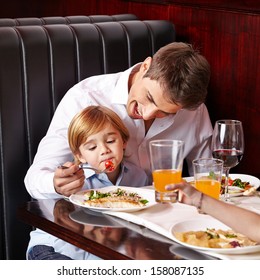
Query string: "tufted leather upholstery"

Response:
xmin=0 ymin=14 xmax=138 ymax=26
xmin=0 ymin=19 xmax=176 ymax=259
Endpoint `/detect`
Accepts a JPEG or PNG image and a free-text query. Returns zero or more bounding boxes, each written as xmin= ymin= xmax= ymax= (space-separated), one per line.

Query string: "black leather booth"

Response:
xmin=0 ymin=14 xmax=138 ymax=26
xmin=0 ymin=19 xmax=176 ymax=259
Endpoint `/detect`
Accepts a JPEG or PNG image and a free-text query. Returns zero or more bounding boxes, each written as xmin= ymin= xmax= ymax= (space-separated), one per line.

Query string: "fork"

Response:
xmin=59 ymin=164 xmax=107 ymax=174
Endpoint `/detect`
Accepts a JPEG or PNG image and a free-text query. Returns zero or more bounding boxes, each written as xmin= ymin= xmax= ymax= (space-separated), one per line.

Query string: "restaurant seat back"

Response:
xmin=0 ymin=19 xmax=176 ymax=259
xmin=0 ymin=13 xmax=138 ymax=26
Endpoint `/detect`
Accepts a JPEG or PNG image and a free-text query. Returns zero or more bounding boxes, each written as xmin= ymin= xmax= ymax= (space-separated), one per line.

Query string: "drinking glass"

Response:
xmin=193 ymin=158 xmax=223 ymax=200
xmin=149 ymin=140 xmax=184 ymax=203
xmin=211 ymin=120 xmax=244 ymax=201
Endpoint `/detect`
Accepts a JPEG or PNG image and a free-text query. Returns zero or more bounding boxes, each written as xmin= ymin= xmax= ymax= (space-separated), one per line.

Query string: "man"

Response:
xmin=25 ymin=42 xmax=212 ymax=200
xmin=25 ymin=42 xmax=212 ymax=260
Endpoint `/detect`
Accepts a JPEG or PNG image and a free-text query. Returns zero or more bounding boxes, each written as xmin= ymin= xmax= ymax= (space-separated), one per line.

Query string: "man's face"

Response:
xmin=126 ymin=58 xmax=182 ymax=121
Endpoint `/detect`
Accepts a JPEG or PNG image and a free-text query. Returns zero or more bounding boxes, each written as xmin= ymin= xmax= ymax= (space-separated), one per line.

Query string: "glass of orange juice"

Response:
xmin=149 ymin=140 xmax=184 ymax=203
xmin=192 ymin=158 xmax=223 ymax=199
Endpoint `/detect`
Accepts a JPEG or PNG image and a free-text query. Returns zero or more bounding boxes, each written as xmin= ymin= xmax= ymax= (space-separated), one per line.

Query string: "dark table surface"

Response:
xmin=17 ymin=198 xmax=218 ymax=260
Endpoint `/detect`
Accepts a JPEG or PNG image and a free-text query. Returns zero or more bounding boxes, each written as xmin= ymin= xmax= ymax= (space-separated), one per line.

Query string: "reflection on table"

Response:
xmin=18 ymin=198 xmax=217 ymax=260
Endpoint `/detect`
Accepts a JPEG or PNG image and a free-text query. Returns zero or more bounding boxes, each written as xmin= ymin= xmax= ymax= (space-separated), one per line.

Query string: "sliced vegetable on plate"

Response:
xmin=224 ymin=174 xmax=260 ymax=196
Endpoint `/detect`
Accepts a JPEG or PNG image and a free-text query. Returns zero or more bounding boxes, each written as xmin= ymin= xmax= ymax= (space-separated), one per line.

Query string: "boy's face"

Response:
xmin=127 ymin=57 xmax=182 ymax=121
xmin=76 ymin=124 xmax=126 ymax=172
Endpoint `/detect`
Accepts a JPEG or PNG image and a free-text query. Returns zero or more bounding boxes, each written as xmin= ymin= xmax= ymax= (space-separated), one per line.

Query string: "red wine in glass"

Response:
xmin=211 ymin=120 xmax=244 ymax=201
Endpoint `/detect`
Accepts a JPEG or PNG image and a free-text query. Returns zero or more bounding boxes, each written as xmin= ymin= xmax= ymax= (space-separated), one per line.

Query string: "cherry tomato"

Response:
xmin=228 ymin=178 xmax=233 ymax=186
xmin=105 ymin=160 xmax=115 ymax=171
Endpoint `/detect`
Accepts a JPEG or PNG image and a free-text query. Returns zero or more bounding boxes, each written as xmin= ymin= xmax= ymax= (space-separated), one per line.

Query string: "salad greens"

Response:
xmin=85 ymin=188 xmax=149 ymax=205
xmin=231 ymin=178 xmax=250 ymax=189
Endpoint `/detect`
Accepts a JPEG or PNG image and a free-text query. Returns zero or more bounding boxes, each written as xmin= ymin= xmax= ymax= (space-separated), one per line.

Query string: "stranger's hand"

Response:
xmin=165 ymin=182 xmax=202 ymax=208
xmin=53 ymin=162 xmax=85 ymax=197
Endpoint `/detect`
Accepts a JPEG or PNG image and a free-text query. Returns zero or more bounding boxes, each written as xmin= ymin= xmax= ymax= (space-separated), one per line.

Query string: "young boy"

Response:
xmin=27 ymin=106 xmax=148 ymax=260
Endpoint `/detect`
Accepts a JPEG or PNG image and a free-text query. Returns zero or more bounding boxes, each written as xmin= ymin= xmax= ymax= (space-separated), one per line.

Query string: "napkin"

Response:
xmin=233 ymin=195 xmax=260 ymax=214
xmin=105 ymin=202 xmax=200 ymax=240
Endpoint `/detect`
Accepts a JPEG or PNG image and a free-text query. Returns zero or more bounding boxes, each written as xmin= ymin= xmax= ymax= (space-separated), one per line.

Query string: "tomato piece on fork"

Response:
xmin=105 ymin=160 xmax=115 ymax=171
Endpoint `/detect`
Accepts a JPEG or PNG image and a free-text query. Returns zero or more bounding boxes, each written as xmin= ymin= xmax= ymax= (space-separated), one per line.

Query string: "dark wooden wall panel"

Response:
xmin=1 ymin=0 xmax=259 ymax=177
xmin=163 ymin=6 xmax=260 ymax=177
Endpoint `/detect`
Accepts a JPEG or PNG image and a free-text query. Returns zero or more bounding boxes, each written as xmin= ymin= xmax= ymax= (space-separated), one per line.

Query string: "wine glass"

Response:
xmin=211 ymin=120 xmax=244 ymax=201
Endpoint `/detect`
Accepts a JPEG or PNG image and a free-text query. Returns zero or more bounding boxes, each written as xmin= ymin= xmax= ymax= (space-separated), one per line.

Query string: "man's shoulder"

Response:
xmin=76 ymin=72 xmax=122 ymax=88
xmin=179 ymin=103 xmax=209 ymax=118
xmin=64 ymin=72 xmax=122 ymax=103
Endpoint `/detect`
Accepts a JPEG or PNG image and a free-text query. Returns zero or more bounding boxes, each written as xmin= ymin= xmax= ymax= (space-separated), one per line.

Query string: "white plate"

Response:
xmin=69 ymin=186 xmax=157 ymax=212
xmin=223 ymin=174 xmax=260 ymax=197
xmin=184 ymin=174 xmax=260 ymax=197
xmin=170 ymin=217 xmax=260 ymax=254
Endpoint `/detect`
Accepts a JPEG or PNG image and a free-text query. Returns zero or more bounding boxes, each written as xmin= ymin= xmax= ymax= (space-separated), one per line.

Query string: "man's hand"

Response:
xmin=54 ymin=162 xmax=85 ymax=197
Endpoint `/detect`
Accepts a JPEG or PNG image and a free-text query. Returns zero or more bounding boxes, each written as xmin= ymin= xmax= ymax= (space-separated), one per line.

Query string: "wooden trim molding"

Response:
xmin=123 ymin=0 xmax=260 ymax=14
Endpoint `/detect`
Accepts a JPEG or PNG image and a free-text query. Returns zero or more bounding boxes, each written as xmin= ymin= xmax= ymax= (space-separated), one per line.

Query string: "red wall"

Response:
xmin=1 ymin=0 xmax=259 ymax=177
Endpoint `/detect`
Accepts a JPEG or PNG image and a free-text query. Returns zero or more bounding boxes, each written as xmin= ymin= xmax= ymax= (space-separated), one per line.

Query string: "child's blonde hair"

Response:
xmin=68 ymin=106 xmax=130 ymax=164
